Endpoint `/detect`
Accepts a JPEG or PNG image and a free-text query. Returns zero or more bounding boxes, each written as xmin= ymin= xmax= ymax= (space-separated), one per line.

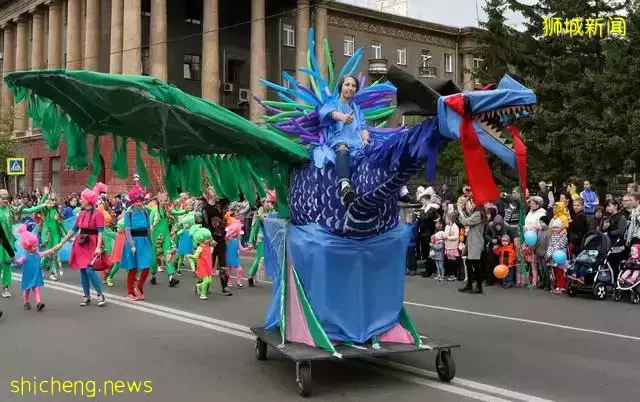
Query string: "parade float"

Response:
xmin=4 ymin=27 xmax=535 ymax=397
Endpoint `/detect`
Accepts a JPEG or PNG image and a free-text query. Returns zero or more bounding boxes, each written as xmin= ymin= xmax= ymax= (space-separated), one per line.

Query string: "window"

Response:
xmin=50 ymin=157 xmax=60 ymax=196
xmin=282 ymin=23 xmax=295 ymax=47
xmin=371 ymin=41 xmax=381 ymax=59
xmin=396 ymin=46 xmax=406 ymax=65
xmin=183 ymin=54 xmax=201 ymax=80
xmin=420 ymin=49 xmax=431 ymax=67
xmin=282 ymin=70 xmax=295 ymax=88
xmin=444 ymin=54 xmax=453 ymax=73
xmin=473 ymin=58 xmax=483 ymax=85
xmin=227 ymin=59 xmax=244 ymax=84
xmin=33 ymin=159 xmax=43 ymax=192
xmin=141 ymin=47 xmax=150 ymax=75
xmin=185 ymin=0 xmax=202 ymax=24
xmin=142 ymin=0 xmax=151 ymax=16
xmin=344 ymin=35 xmax=355 ymax=56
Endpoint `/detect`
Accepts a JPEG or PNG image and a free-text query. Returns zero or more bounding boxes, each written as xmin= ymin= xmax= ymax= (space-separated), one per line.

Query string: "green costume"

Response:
xmin=149 ymin=205 xmax=186 ymax=285
xmin=0 ymin=204 xmax=15 ymax=290
xmin=105 ymin=219 xmax=125 ymax=286
xmin=248 ymin=206 xmax=268 ymax=282
xmin=17 ymin=194 xmax=63 ymax=279
xmin=191 ymin=227 xmax=213 ymax=299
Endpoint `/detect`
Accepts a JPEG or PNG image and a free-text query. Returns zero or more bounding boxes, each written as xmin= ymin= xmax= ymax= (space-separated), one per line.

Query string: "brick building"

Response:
xmin=0 ymin=0 xmax=480 ymax=197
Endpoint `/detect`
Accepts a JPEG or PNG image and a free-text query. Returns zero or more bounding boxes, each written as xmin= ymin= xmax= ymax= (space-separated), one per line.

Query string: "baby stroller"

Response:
xmin=613 ymin=245 xmax=640 ymax=304
xmin=565 ymin=231 xmax=616 ymax=301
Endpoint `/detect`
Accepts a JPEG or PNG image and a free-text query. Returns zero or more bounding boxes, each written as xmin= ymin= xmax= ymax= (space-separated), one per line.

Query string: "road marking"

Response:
xmin=404 ymin=301 xmax=640 ymax=342
xmin=14 ymin=274 xmax=553 ymax=402
xmin=232 ymin=275 xmax=640 ymax=342
xmin=361 ymin=357 xmax=555 ymax=402
xmin=354 ymin=360 xmax=515 ymax=402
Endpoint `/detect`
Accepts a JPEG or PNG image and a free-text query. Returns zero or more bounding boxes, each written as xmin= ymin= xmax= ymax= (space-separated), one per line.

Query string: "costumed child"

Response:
xmin=493 ymin=234 xmax=516 ymax=288
xmin=104 ymin=218 xmax=125 ymax=287
xmin=225 ymin=218 xmax=252 ymax=288
xmin=14 ymin=225 xmax=57 ymax=311
xmin=191 ymin=227 xmax=214 ymax=300
xmin=119 ymin=186 xmax=153 ymax=301
xmin=430 ymin=231 xmax=445 ymax=281
xmin=0 ymin=189 xmax=16 ymax=299
xmin=247 ymin=190 xmax=276 ymax=287
xmin=546 ymin=217 xmax=569 ymax=293
xmin=175 ymin=212 xmax=196 ymax=274
xmin=619 ymin=244 xmax=640 ymax=285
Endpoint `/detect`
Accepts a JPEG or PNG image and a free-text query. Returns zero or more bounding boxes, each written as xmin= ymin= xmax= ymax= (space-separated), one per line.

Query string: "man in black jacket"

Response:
xmin=0 ymin=219 xmax=15 ymax=318
xmin=201 ymin=187 xmax=232 ymax=296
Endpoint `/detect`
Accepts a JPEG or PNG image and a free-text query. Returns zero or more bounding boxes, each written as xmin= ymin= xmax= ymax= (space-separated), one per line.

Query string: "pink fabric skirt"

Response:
xmin=445 ymin=248 xmax=459 ymax=259
xmin=69 ymin=235 xmax=99 ymax=270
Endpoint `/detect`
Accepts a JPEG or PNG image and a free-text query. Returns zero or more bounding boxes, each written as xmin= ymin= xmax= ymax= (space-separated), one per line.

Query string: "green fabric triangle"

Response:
xmin=291 ymin=264 xmax=337 ymax=355
xmin=398 ymin=306 xmax=423 ymax=347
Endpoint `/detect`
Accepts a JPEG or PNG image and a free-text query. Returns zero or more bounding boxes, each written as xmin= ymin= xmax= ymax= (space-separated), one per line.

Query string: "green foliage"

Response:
xmin=0 ymin=107 xmax=16 ymax=174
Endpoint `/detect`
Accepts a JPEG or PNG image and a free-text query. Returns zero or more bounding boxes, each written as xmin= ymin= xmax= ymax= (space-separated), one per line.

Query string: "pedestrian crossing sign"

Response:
xmin=6 ymin=158 xmax=25 ymax=176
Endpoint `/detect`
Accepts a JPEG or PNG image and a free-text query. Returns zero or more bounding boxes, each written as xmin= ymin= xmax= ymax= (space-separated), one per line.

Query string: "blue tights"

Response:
xmin=80 ymin=268 xmax=103 ymax=297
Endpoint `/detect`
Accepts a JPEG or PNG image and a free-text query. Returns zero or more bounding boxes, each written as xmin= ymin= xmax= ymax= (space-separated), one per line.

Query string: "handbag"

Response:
xmin=88 ymin=251 xmax=113 ymax=272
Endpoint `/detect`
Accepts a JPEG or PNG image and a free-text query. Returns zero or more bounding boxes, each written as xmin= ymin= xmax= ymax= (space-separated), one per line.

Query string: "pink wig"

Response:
xmin=16 ymin=224 xmax=38 ymax=250
xmin=266 ymin=190 xmax=276 ymax=203
xmin=93 ymin=182 xmax=108 ymax=195
xmin=225 ymin=218 xmax=244 ymax=240
xmin=128 ymin=186 xmax=146 ymax=202
xmin=80 ymin=188 xmax=99 ymax=205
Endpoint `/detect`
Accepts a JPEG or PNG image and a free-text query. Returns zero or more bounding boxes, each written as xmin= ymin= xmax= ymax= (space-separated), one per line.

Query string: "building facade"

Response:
xmin=0 ymin=0 xmax=479 ymax=197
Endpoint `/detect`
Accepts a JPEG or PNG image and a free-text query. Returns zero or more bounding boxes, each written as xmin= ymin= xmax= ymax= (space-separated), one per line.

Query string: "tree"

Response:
xmin=475 ymin=0 xmax=518 ymax=85
xmin=489 ymin=0 xmax=625 ymax=193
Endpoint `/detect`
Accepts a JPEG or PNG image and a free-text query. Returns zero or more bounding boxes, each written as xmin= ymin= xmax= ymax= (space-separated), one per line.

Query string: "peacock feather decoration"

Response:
xmin=255 ymin=28 xmax=407 ymax=148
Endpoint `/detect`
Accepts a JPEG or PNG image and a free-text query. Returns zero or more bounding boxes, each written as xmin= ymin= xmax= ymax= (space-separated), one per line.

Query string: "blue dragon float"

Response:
xmin=3 ymin=28 xmax=535 ymax=356
xmin=254 ymin=29 xmax=536 ymax=352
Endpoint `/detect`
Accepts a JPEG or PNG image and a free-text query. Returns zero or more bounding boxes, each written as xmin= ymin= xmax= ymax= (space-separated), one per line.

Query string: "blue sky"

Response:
xmin=338 ymin=0 xmax=530 ymax=29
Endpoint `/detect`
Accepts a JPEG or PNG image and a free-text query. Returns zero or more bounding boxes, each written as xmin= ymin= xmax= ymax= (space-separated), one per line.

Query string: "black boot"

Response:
xmin=340 ymin=183 xmax=356 ymax=206
xmin=458 ymin=282 xmax=473 ymax=293
xmin=248 ymin=277 xmax=255 ymax=287
xmin=473 ymin=281 xmax=484 ymax=294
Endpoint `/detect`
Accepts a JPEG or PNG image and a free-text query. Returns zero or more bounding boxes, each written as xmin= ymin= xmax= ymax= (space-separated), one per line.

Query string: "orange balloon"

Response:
xmin=494 ymin=264 xmax=509 ymax=279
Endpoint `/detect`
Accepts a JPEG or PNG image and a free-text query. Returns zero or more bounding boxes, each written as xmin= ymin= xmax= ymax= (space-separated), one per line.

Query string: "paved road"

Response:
xmin=0 ymin=256 xmax=639 ymax=401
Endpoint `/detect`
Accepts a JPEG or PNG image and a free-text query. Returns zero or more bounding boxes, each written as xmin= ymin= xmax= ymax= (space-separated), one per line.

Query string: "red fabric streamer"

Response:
xmin=505 ymin=125 xmax=528 ymax=195
xmin=444 ymin=94 xmax=499 ymax=205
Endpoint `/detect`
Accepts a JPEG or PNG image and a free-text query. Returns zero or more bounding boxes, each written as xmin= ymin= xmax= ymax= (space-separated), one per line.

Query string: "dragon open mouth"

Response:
xmin=473 ymin=104 xmax=536 ymax=137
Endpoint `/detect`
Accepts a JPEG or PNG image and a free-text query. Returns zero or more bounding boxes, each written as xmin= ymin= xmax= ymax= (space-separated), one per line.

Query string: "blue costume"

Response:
xmin=226 ymin=238 xmax=241 ymax=267
xmin=177 ymin=230 xmax=193 ymax=257
xmin=21 ymin=253 xmax=44 ymax=291
xmin=313 ymin=100 xmax=365 ymax=168
xmin=119 ymin=209 xmax=153 ymax=271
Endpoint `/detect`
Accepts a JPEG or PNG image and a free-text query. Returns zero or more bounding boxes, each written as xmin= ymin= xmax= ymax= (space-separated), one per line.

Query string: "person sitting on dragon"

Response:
xmin=315 ymin=75 xmax=369 ymax=206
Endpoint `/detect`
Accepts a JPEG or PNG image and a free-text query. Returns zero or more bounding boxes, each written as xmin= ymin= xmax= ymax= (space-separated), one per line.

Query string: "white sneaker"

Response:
xmin=1 ymin=288 xmax=11 ymax=298
xmin=49 ymin=274 xmax=58 ymax=281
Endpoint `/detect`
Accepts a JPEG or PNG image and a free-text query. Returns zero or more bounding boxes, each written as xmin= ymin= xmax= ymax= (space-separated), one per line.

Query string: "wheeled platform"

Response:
xmin=251 ymin=326 xmax=461 ymax=397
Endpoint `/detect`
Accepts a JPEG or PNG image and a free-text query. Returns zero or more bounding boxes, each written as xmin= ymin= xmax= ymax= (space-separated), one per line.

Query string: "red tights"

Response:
xmin=127 ymin=269 xmax=150 ymax=294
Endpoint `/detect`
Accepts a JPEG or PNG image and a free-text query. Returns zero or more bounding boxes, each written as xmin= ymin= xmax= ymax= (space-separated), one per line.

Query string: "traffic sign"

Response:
xmin=6 ymin=158 xmax=25 ymax=176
